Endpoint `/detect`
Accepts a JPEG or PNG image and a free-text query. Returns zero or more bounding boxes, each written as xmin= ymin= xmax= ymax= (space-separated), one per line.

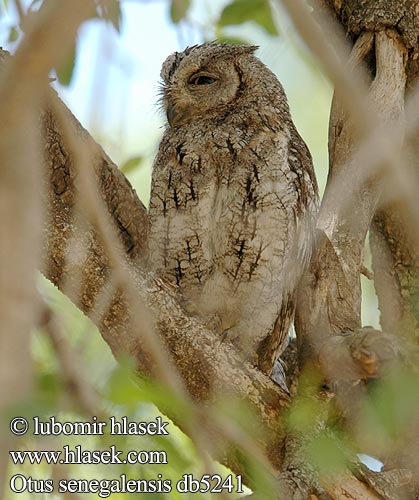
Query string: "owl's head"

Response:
xmin=159 ymin=42 xmax=279 ymax=128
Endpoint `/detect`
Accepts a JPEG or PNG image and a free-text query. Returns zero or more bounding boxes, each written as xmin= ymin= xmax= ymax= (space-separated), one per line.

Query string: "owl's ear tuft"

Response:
xmin=217 ymin=42 xmax=259 ymax=55
xmin=161 ymin=47 xmax=199 ymax=82
xmin=184 ymin=44 xmax=200 ymax=56
xmin=160 ymin=52 xmax=180 ymax=82
xmin=242 ymin=45 xmax=259 ymax=54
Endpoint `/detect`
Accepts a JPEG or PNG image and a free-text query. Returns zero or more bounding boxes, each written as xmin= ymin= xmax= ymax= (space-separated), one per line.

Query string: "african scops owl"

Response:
xmin=148 ymin=43 xmax=318 ymax=380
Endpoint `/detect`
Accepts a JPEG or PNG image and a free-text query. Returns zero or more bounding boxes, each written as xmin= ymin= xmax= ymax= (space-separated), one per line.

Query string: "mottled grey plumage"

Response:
xmin=148 ymin=43 xmax=318 ymax=378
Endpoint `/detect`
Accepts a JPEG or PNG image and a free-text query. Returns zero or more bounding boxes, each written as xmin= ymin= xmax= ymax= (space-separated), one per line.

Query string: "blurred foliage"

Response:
xmin=7 ymin=24 xmax=17 ymax=41
xmin=304 ymin=431 xmax=349 ymax=475
xmin=56 ymin=0 xmax=122 ymax=85
xmin=0 ymin=0 xmax=269 ymax=100
xmin=0 ymin=0 xmax=122 ymax=86
xmin=168 ymin=0 xmax=277 ymax=45
xmin=5 ymin=278 xmax=257 ymax=499
xmin=170 ymin=0 xmax=190 ymax=24
xmin=213 ymin=34 xmax=250 ymax=46
xmin=120 ymin=155 xmax=144 ymax=174
xmin=283 ymin=360 xmax=419 ymax=476
xmin=55 ymin=43 xmax=77 ymax=87
xmin=358 ymin=368 xmax=419 ymax=453
xmin=412 ymin=288 xmax=419 ymax=327
xmin=95 ymin=0 xmax=123 ymax=33
xmin=218 ymin=0 xmax=278 ymax=36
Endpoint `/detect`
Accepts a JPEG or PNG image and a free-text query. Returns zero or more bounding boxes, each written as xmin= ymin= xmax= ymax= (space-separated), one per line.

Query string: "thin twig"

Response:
xmin=39 ymin=302 xmax=100 ymax=417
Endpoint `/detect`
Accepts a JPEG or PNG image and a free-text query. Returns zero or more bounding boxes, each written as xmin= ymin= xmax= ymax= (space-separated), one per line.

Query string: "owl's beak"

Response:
xmin=166 ymin=103 xmax=176 ymax=127
xmin=166 ymin=102 xmax=186 ymax=128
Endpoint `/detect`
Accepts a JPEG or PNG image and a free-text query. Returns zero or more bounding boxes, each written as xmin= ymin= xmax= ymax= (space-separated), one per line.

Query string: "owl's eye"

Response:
xmin=189 ymin=74 xmax=217 ymax=86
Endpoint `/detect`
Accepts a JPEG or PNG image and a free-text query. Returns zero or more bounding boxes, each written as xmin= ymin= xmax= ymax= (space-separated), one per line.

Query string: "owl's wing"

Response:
xmin=209 ymin=126 xmax=318 ymax=374
xmin=258 ymin=127 xmax=318 ymax=374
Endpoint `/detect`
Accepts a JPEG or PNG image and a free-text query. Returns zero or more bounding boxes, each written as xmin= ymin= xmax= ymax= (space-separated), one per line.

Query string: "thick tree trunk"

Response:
xmin=309 ymin=1 xmax=419 ymax=497
xmin=322 ymin=0 xmax=419 ymax=348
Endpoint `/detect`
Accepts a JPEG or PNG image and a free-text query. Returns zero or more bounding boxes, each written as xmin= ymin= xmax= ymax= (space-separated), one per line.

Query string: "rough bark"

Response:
xmin=291 ymin=15 xmax=407 ymax=379
xmin=323 ymin=0 xmax=419 ymax=348
xmin=323 ymin=0 xmax=419 ymax=49
xmin=316 ymin=1 xmax=419 ymax=496
xmin=275 ymin=1 xmax=419 ymax=498
xmin=370 ymin=204 xmax=419 ymax=343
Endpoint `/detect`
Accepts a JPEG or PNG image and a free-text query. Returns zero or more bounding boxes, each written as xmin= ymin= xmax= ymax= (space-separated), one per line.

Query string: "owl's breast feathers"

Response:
xmin=148 ymin=120 xmax=317 ymax=333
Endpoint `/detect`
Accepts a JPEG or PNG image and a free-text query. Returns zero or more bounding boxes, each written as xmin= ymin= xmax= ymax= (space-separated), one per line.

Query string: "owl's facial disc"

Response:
xmin=166 ymin=71 xmax=220 ymax=127
xmin=164 ymin=62 xmax=242 ymax=128
xmin=160 ymin=43 xmax=262 ymax=128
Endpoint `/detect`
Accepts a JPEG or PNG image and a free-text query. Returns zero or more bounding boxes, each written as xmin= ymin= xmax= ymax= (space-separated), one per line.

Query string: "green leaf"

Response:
xmin=218 ymin=0 xmax=278 ymax=36
xmin=287 ymin=397 xmax=323 ymax=434
xmin=120 ymin=155 xmax=143 ymax=174
xmin=368 ymin=370 xmax=419 ymax=439
xmin=105 ymin=359 xmax=192 ymax=421
xmin=110 ymin=3 xmax=122 ymax=33
xmin=7 ymin=25 xmax=19 ymax=42
xmin=105 ymin=355 xmax=139 ymax=406
xmin=55 ymin=43 xmax=76 ymax=86
xmin=170 ymin=0 xmax=190 ymax=24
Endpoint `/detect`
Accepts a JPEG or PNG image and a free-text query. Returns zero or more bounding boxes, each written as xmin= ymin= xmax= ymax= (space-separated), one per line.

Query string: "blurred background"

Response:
xmin=1 ymin=1 xmax=383 ymax=497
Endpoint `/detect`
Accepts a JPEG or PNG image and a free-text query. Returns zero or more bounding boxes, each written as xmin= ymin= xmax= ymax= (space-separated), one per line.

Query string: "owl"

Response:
xmin=148 ymin=43 xmax=318 ymax=379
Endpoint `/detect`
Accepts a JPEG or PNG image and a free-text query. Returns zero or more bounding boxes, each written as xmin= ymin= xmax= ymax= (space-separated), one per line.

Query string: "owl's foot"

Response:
xmin=220 ymin=328 xmax=237 ymax=344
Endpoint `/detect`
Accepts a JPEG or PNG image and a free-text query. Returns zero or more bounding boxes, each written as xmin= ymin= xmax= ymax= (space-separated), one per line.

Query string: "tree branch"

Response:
xmin=38 ymin=86 xmax=290 ymax=479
